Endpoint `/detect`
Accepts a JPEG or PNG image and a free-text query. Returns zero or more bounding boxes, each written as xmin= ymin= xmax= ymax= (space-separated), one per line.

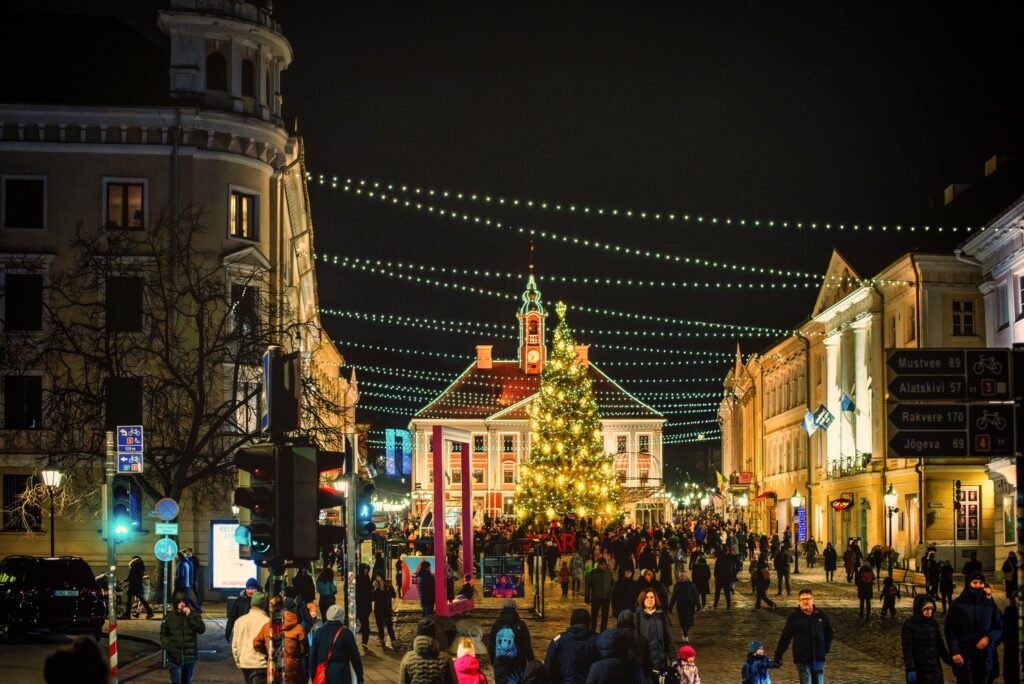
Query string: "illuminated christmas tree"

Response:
xmin=515 ymin=302 xmax=621 ymax=523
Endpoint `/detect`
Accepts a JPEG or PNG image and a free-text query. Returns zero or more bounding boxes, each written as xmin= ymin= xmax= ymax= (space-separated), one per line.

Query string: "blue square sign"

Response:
xmin=117 ymin=426 xmax=144 ymax=447
xmin=117 ymin=425 xmax=144 ymax=473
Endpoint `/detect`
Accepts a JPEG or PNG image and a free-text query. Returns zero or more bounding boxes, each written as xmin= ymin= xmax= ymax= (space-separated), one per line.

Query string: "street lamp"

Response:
xmin=790 ymin=489 xmax=803 ymax=575
xmin=884 ymin=484 xmax=899 ymax=576
xmin=737 ymin=494 xmax=748 ymax=524
xmin=40 ymin=465 xmax=63 ymax=557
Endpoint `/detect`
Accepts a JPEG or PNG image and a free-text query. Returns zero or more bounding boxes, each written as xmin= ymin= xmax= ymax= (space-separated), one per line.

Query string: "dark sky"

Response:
xmin=268 ymin=2 xmax=1023 ymax=475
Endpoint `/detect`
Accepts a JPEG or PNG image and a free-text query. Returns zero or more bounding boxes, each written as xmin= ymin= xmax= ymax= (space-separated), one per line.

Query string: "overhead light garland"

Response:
xmin=334 ymin=339 xmax=472 ymax=362
xmin=341 ymin=363 xmax=458 ymax=382
xmin=313 ymin=173 xmax=977 ymax=235
xmin=327 ymin=182 xmax=821 ymax=280
xmin=663 ymin=430 xmax=723 ymax=444
xmin=322 ymin=255 xmax=793 ymax=335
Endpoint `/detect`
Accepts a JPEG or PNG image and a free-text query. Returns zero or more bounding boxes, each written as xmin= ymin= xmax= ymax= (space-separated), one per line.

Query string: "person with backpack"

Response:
xmin=752 ymin=561 xmax=775 ymax=612
xmin=486 ymin=599 xmax=535 ymax=684
xmin=855 ymin=563 xmax=876 ymax=619
xmin=544 ymin=608 xmax=598 ymax=684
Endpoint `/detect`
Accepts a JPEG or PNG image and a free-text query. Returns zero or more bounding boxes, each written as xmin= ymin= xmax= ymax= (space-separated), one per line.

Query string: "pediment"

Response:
xmin=222 ymin=245 xmax=272 ymax=273
xmin=811 ymin=249 xmax=861 ymax=318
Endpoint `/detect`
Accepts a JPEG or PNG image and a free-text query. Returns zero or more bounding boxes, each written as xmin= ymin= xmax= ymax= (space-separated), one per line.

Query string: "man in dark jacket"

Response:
xmin=667 ymin=569 xmax=700 ymax=643
xmin=773 ymin=588 xmax=834 ymax=683
xmin=544 ymin=608 xmax=597 ymax=684
xmin=774 ymin=546 xmax=792 ymax=596
xmin=224 ymin=577 xmax=260 ymax=643
xmin=486 ymin=600 xmax=535 ymax=684
xmin=585 ymin=629 xmax=644 ymax=683
xmin=293 ymin=567 xmax=316 ymax=607
xmin=160 ymin=590 xmax=206 ymax=683
xmin=585 ymin=558 xmax=615 ymax=632
xmin=901 ymin=594 xmax=951 ymax=684
xmin=961 ymin=552 xmax=983 ymax=585
xmin=712 ymin=550 xmax=736 ymax=609
xmin=610 ymin=567 xmax=639 ymax=617
xmin=355 ymin=563 xmax=373 ymax=646
xmin=944 ymin=571 xmax=1003 ymax=684
xmin=121 ymin=555 xmax=153 ymax=619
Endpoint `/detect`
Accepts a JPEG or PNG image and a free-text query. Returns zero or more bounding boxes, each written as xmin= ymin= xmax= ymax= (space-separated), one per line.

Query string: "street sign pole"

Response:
xmin=104 ymin=430 xmax=119 ymax=684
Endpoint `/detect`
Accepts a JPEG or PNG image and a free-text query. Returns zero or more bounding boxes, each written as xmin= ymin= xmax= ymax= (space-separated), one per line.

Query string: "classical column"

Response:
xmin=823 ymin=333 xmax=841 ymax=466
xmin=852 ymin=318 xmax=872 ymax=458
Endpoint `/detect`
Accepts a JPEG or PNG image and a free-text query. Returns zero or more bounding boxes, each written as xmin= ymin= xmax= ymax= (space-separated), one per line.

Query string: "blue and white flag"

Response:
xmin=841 ymin=394 xmax=856 ymax=412
xmin=813 ymin=403 xmax=835 ymax=430
xmin=802 ymin=409 xmax=819 ymax=436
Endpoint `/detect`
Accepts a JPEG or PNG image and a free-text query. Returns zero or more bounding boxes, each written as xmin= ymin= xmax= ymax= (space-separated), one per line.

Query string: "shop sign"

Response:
xmin=831 ymin=497 xmax=853 ymax=511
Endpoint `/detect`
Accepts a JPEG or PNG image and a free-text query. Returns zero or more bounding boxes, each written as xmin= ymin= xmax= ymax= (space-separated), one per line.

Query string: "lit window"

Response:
xmin=229 ymin=190 xmax=258 ymax=240
xmin=616 ymin=435 xmax=627 ymax=453
xmin=474 ymin=435 xmax=485 ymax=453
xmin=105 ymin=181 xmax=145 ymax=229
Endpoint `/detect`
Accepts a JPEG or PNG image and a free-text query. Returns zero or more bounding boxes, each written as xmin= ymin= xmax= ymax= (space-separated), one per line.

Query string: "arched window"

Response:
xmin=206 ymin=52 xmax=227 ymax=91
xmin=241 ymin=59 xmax=255 ymax=97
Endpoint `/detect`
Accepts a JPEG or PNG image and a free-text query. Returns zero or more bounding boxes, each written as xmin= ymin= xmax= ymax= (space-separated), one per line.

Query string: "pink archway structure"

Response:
xmin=431 ymin=425 xmax=475 ymax=616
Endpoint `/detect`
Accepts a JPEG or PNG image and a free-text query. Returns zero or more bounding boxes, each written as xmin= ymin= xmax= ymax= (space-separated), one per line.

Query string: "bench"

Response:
xmin=888 ymin=568 xmax=928 ymax=597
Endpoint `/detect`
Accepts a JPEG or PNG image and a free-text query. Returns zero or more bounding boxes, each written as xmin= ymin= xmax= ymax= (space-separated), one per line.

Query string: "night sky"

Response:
xmin=270 ymin=4 xmax=1023 ymax=478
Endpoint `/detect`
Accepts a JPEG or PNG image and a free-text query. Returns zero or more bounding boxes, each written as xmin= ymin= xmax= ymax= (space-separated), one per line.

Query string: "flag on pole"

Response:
xmin=841 ymin=394 xmax=856 ymax=412
xmin=716 ymin=470 xmax=726 ymax=493
xmin=802 ymin=409 xmax=819 ymax=436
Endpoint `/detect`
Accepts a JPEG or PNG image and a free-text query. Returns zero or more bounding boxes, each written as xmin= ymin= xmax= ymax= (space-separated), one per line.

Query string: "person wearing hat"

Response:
xmin=231 ymin=591 xmax=269 ymax=683
xmin=226 ymin=577 xmax=261 ymax=643
xmin=666 ymin=644 xmax=700 ymax=684
xmin=254 ymin=597 xmax=307 ymax=684
xmin=900 ymin=594 xmax=950 ymax=684
xmin=310 ymin=605 xmax=364 ymax=684
xmin=159 ymin=590 xmax=206 ymax=683
xmin=399 ymin=618 xmax=458 ymax=683
xmin=944 ymin=571 xmax=1003 ymax=684
xmin=585 ymin=558 xmax=615 ymax=632
xmin=544 ymin=607 xmax=597 ymax=683
xmin=741 ymin=641 xmax=778 ymax=684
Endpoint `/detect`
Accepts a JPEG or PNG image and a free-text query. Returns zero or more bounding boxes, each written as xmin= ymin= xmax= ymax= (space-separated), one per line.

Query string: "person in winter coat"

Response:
xmin=121 ymin=556 xmax=153 ymax=619
xmin=712 ymin=551 xmax=735 ymax=609
xmin=900 ymin=595 xmax=950 ymax=684
xmin=612 ymin=568 xmax=640 ymax=617
xmin=417 ymin=561 xmax=436 ymax=617
xmin=944 ymin=571 xmax=1003 ymax=684
xmin=399 ymin=618 xmax=458 ymax=684
xmin=658 ymin=547 xmax=674 ymax=588
xmin=664 ymin=644 xmax=700 ymax=684
xmin=804 ymin=538 xmax=819 ymax=569
xmin=231 ymin=591 xmax=269 ymax=683
xmin=586 ymin=558 xmax=615 ymax=632
xmin=752 ymin=561 xmax=776 ymax=612
xmin=637 ymin=546 xmax=657 ymax=575
xmin=354 ymin=564 xmax=373 ymax=647
xmin=486 ymin=600 xmax=535 ymax=684
xmin=160 ymin=590 xmax=206 ymax=684
xmin=615 ymin=609 xmax=654 ymax=677
xmin=636 ymin=589 xmax=673 ymax=678
xmin=773 ymin=589 xmax=834 ymax=684
xmin=1003 ymin=591 xmax=1020 ymax=684
xmin=1002 ymin=552 xmax=1018 ymax=597
xmin=773 ymin=548 xmax=791 ymax=596
xmin=310 ymin=605 xmax=363 ymax=684
xmin=855 ymin=563 xmax=876 ymax=619
xmin=822 ymin=543 xmax=837 ymax=583
xmin=317 ymin=567 xmax=338 ymax=622
xmin=584 ymin=628 xmax=645 ymax=684
xmin=293 ymin=567 xmax=316 ymax=606
xmin=371 ymin=575 xmax=397 ymax=647
xmin=741 ymin=641 xmax=777 ymax=684
xmin=454 ymin=638 xmax=487 ymax=684
xmin=521 ymin=660 xmax=549 ymax=684
xmin=254 ymin=598 xmax=307 ymax=684
xmin=569 ymin=551 xmax=585 ymax=597
xmin=843 ymin=544 xmax=858 ymax=583
xmin=667 ymin=569 xmax=700 ymax=643
xmin=544 ymin=608 xmax=598 ymax=684
xmin=226 ymin=577 xmax=260 ymax=645
xmin=880 ymin=576 xmax=900 ymax=619
xmin=559 ymin=561 xmax=571 ymax=597
xmin=637 ymin=568 xmax=669 ymax=610
xmin=690 ymin=557 xmax=710 ymax=609
xmin=939 ymin=562 xmax=955 ymax=613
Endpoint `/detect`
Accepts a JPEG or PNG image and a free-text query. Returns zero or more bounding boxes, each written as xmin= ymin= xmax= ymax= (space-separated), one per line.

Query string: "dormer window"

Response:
xmin=206 ymin=52 xmax=227 ymax=91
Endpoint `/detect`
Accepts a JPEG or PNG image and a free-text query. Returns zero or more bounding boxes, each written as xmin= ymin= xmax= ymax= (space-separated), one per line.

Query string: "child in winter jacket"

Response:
xmin=454 ymin=637 xmax=487 ymax=684
xmin=665 ymin=644 xmax=701 ymax=684
xmin=741 ymin=640 xmax=778 ymax=684
xmin=559 ymin=562 xmax=570 ymax=598
xmin=880 ymin=576 xmax=900 ymax=618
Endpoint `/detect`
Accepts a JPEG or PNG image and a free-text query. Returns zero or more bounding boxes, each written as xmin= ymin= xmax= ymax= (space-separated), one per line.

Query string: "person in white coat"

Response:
xmin=231 ymin=592 xmax=270 ymax=684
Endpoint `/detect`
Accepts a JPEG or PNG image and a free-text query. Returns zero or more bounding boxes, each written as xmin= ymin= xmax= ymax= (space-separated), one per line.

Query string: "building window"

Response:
xmin=886 ymin=314 xmax=896 ymax=347
xmin=104 ymin=180 xmax=145 ymax=230
xmin=1018 ymin=276 xmax=1024 ymax=320
xmin=450 ymin=441 xmax=461 ymax=453
xmin=241 ymin=59 xmax=255 ymax=97
xmin=104 ymin=377 xmax=143 ymax=430
xmin=451 ymin=469 xmax=461 ymax=484
xmin=905 ymin=306 xmax=916 ymax=342
xmin=229 ymin=190 xmax=258 ymax=240
xmin=472 ymin=469 xmax=484 ymax=484
xmin=3 ymin=375 xmax=42 ymax=429
xmin=503 ymin=465 xmax=515 ymax=484
xmin=638 ymin=434 xmax=650 ymax=454
xmin=4 ymin=273 xmax=43 ymax=331
xmin=998 ymin=284 xmax=1010 ymax=329
xmin=206 ymin=52 xmax=227 ymax=91
xmin=230 ymin=284 xmax=259 ymax=336
xmin=503 ymin=496 xmax=515 ymax=516
xmin=952 ymin=300 xmax=976 ymax=336
xmin=473 ymin=435 xmax=485 ymax=453
xmin=955 ymin=485 xmax=981 ymax=541
xmin=616 ymin=435 xmax=628 ymax=453
xmin=502 ymin=435 xmax=515 ymax=453
xmin=105 ymin=276 xmax=144 ymax=333
xmin=1 ymin=176 xmax=46 ymax=230
xmin=2 ymin=474 xmax=41 ymax=531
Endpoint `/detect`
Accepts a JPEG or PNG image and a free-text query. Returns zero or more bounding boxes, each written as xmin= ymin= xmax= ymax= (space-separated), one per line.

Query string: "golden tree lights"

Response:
xmin=514 ymin=302 xmax=622 ymax=523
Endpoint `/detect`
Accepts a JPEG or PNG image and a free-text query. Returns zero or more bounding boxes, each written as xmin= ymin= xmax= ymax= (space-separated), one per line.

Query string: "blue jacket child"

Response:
xmin=742 ymin=640 xmax=779 ymax=684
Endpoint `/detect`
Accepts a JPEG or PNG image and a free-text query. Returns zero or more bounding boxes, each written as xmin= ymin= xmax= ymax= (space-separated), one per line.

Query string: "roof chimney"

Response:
xmin=574 ymin=345 xmax=589 ymax=368
xmin=476 ymin=345 xmax=493 ymax=369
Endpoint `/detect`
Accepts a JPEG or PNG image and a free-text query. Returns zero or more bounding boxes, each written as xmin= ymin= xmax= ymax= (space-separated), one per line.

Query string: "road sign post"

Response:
xmin=116 ymin=425 xmax=144 ymax=474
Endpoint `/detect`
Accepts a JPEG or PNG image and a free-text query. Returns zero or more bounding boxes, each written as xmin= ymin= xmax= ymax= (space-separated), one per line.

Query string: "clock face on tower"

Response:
xmin=527 ymin=349 xmax=540 ymax=364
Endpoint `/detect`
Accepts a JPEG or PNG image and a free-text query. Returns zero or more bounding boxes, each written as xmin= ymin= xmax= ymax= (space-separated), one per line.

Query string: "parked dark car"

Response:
xmin=0 ymin=555 xmax=106 ymax=642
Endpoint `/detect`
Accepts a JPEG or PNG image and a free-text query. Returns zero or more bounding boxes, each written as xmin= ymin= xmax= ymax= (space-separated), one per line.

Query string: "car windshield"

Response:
xmin=33 ymin=560 xmax=98 ymax=588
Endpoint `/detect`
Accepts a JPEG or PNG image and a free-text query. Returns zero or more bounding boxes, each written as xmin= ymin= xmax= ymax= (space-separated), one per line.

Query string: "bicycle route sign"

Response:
xmin=116 ymin=425 xmax=144 ymax=474
xmin=885 ymin=348 xmax=1016 ymax=459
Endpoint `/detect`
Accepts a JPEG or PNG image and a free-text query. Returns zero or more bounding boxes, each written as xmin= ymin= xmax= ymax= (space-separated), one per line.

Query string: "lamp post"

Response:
xmin=737 ymin=494 xmax=748 ymax=524
xmin=790 ymin=489 xmax=803 ymax=574
xmin=40 ymin=465 xmax=63 ymax=557
xmin=884 ymin=484 xmax=898 ymax=577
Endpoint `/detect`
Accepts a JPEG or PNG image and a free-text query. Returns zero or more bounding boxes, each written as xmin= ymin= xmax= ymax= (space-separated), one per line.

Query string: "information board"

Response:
xmin=398 ymin=555 xmax=435 ymax=601
xmin=209 ymin=520 xmax=259 ymax=591
xmin=481 ymin=556 xmax=526 ymax=598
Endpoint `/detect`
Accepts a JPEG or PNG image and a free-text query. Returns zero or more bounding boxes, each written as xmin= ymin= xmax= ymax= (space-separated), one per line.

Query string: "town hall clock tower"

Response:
xmin=517 ymin=273 xmax=547 ymax=374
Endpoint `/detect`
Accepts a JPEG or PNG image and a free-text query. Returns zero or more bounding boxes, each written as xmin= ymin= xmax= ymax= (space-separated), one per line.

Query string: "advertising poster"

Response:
xmin=482 ymin=556 xmax=525 ymax=598
xmin=209 ymin=521 xmax=258 ymax=591
xmin=385 ymin=428 xmax=397 ymax=476
xmin=399 ymin=555 xmax=434 ymax=601
xmin=401 ymin=431 xmax=413 ymax=476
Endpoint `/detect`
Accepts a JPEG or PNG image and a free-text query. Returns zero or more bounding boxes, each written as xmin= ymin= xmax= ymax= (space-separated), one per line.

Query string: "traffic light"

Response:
xmin=260 ymin=346 xmax=300 ymax=436
xmin=954 ymin=479 xmax=962 ymax=512
xmin=233 ymin=443 xmax=279 ymax=564
xmin=111 ymin=478 xmax=136 ymax=541
xmin=355 ymin=481 xmax=376 ymax=539
xmin=314 ymin=450 xmax=347 ymax=551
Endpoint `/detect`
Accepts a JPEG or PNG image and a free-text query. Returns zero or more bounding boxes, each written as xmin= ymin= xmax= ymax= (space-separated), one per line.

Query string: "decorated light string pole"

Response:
xmin=790 ymin=489 xmax=804 ymax=575
xmin=884 ymin=484 xmax=899 ymax=577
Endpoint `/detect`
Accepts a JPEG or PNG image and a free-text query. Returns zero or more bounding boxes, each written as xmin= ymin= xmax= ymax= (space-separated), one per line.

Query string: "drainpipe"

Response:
xmin=797 ymin=333 xmax=812 ymax=539
xmin=871 ymin=281 xmax=888 ymax=549
xmin=911 ymin=254 xmax=925 ymax=546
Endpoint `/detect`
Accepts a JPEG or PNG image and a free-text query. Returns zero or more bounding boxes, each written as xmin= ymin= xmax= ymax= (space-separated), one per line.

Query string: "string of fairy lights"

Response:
xmin=312 ymin=173 xmax=980 ymax=235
